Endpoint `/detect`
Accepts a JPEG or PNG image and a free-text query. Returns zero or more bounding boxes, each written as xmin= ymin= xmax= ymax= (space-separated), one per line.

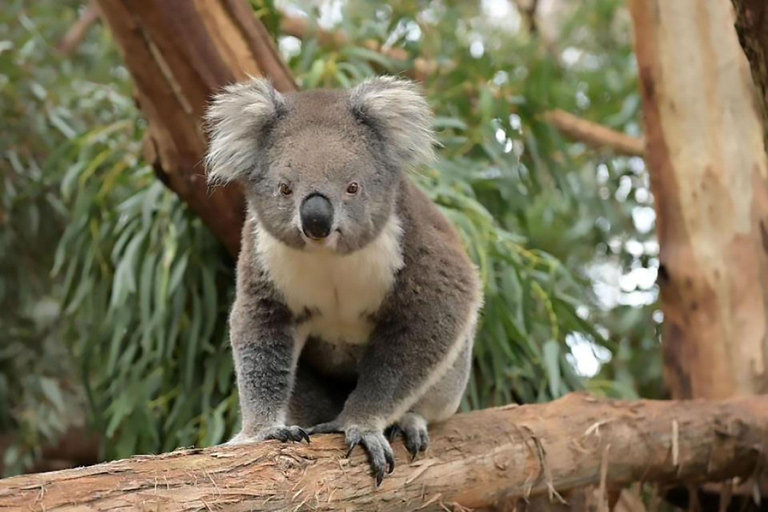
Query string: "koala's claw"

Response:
xmin=385 ymin=424 xmax=401 ymax=442
xmin=345 ymin=427 xmax=395 ymax=486
xmin=345 ymin=438 xmax=359 ymax=458
xmin=263 ymin=425 xmax=310 ymax=444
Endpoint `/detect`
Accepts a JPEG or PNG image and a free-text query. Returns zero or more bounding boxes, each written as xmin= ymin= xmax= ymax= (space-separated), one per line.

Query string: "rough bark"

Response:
xmin=95 ymin=0 xmax=297 ymax=257
xmin=731 ymin=0 xmax=768 ymax=151
xmin=0 ymin=394 xmax=766 ymax=512
xmin=629 ymin=0 xmax=768 ymax=399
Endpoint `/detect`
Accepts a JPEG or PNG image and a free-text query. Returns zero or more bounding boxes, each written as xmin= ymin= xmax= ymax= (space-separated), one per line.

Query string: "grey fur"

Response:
xmin=204 ymin=78 xmax=286 ymax=185
xmin=206 ymin=76 xmax=482 ymax=482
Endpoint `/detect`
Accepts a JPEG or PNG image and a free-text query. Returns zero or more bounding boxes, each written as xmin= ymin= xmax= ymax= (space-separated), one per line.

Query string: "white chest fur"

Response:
xmin=254 ymin=217 xmax=404 ymax=346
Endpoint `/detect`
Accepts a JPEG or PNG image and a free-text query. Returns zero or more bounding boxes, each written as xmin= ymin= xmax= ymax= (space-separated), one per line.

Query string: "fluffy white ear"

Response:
xmin=350 ymin=76 xmax=436 ymax=169
xmin=204 ymin=78 xmax=286 ymax=185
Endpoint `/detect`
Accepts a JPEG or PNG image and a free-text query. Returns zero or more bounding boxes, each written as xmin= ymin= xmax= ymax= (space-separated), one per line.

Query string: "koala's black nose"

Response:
xmin=300 ymin=194 xmax=334 ymax=239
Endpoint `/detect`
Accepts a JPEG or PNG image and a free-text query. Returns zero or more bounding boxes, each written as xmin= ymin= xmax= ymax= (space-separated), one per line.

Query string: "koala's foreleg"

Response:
xmin=226 ymin=290 xmax=309 ymax=445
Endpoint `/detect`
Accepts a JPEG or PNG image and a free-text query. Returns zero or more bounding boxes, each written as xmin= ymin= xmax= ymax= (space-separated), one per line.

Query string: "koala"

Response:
xmin=204 ymin=76 xmax=482 ymax=484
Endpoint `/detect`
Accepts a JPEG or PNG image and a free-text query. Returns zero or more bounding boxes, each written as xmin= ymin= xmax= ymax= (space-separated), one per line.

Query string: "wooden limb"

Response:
xmin=95 ymin=0 xmax=298 ymax=257
xmin=544 ymin=110 xmax=646 ymax=157
xmin=57 ymin=1 xmax=100 ymax=56
xmin=1 ymin=394 xmax=766 ymax=512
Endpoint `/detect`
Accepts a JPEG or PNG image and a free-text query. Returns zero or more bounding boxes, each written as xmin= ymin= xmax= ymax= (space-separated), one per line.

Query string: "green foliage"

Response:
xmin=53 ymin=123 xmax=238 ymax=458
xmin=1 ymin=0 xmax=662 ymax=474
xmin=0 ymin=0 xmax=124 ymax=473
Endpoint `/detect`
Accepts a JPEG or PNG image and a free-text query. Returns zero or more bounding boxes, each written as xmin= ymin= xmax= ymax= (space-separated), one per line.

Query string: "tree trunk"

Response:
xmin=731 ymin=0 xmax=768 ymax=151
xmin=0 ymin=393 xmax=766 ymax=512
xmin=95 ymin=0 xmax=296 ymax=257
xmin=629 ymin=0 xmax=768 ymax=399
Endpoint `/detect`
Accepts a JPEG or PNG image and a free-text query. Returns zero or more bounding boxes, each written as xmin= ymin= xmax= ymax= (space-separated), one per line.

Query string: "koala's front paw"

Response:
xmin=345 ymin=427 xmax=395 ymax=486
xmin=308 ymin=420 xmax=395 ymax=484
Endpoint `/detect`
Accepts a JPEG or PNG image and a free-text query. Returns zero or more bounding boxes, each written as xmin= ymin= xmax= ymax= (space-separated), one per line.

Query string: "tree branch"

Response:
xmin=544 ymin=110 xmax=646 ymax=157
xmin=57 ymin=1 xmax=100 ymax=56
xmin=1 ymin=394 xmax=765 ymax=511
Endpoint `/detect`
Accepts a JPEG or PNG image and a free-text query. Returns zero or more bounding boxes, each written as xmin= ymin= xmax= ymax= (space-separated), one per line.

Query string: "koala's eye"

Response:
xmin=346 ymin=182 xmax=360 ymax=195
xmin=279 ymin=182 xmax=293 ymax=196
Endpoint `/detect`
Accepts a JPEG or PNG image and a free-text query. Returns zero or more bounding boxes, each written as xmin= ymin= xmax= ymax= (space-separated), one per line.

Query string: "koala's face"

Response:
xmin=205 ymin=77 xmax=434 ymax=254
xmin=249 ymin=90 xmax=401 ymax=253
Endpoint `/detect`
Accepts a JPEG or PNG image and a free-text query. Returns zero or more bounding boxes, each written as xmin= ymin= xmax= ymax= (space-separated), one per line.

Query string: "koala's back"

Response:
xmin=383 ymin=176 xmax=480 ymax=335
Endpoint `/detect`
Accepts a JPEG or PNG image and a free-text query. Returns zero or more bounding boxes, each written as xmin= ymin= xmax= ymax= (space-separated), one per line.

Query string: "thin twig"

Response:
xmin=58 ymin=1 xmax=100 ymax=56
xmin=597 ymin=444 xmax=611 ymax=512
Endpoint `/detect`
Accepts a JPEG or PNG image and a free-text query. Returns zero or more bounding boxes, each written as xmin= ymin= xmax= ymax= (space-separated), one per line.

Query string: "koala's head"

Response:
xmin=204 ymin=76 xmax=435 ymax=254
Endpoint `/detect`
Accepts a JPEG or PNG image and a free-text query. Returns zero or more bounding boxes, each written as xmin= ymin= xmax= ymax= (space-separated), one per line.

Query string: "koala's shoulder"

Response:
xmin=398 ymin=178 xmax=464 ymax=250
xmin=377 ymin=178 xmax=481 ymax=319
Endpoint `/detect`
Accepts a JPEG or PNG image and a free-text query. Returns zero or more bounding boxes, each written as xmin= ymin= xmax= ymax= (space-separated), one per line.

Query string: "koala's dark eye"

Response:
xmin=279 ymin=182 xmax=293 ymax=196
xmin=346 ymin=182 xmax=360 ymax=195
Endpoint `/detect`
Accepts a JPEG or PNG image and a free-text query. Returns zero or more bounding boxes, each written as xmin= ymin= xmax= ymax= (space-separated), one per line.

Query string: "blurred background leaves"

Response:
xmin=0 ymin=0 xmax=661 ymax=475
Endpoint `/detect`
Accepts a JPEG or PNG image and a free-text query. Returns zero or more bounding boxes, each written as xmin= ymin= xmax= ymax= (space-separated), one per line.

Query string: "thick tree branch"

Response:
xmin=1 ymin=394 xmax=766 ymax=511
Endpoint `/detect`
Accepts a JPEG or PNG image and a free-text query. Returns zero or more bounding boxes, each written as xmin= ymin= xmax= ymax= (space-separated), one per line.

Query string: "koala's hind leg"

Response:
xmin=391 ymin=335 xmax=473 ymax=459
xmin=286 ymin=361 xmax=352 ymax=428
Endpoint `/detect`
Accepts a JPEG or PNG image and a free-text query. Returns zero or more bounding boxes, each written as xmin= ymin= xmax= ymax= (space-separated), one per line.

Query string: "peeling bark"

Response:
xmin=0 ymin=394 xmax=766 ymax=512
xmin=630 ymin=0 xmax=768 ymax=398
